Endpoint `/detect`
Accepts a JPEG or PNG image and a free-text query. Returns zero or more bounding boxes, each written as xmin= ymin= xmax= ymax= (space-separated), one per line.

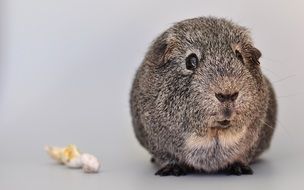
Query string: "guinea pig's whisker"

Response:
xmin=277 ymin=93 xmax=299 ymax=99
xmin=260 ymin=65 xmax=282 ymax=78
xmin=261 ymin=57 xmax=286 ymax=65
xmin=259 ymin=119 xmax=274 ymax=129
xmin=272 ymin=74 xmax=296 ymax=84
xmin=259 ymin=118 xmax=291 ymax=139
xmin=275 ymin=119 xmax=291 ymax=138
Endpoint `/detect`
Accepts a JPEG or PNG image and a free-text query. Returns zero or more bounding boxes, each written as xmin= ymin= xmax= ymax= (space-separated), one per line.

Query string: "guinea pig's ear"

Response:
xmin=146 ymin=33 xmax=176 ymax=67
xmin=232 ymin=43 xmax=262 ymax=65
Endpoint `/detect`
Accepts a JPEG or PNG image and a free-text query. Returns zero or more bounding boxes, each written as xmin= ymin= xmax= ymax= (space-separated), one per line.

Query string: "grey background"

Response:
xmin=0 ymin=0 xmax=303 ymax=189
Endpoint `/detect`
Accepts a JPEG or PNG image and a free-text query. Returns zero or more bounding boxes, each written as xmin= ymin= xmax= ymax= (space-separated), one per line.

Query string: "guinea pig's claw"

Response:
xmin=155 ymin=164 xmax=187 ymax=176
xmin=225 ymin=162 xmax=253 ymax=175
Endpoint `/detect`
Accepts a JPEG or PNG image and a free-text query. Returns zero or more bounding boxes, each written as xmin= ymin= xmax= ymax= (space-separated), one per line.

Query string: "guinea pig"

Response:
xmin=130 ymin=17 xmax=277 ymax=176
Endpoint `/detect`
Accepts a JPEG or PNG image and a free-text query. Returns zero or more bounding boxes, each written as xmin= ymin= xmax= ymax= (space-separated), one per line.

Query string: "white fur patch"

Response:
xmin=185 ymin=127 xmax=246 ymax=150
xmin=185 ymin=133 xmax=214 ymax=150
xmin=218 ymin=127 xmax=246 ymax=148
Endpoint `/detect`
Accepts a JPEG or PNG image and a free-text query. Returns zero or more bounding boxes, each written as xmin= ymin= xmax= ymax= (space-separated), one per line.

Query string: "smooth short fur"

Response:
xmin=130 ymin=17 xmax=277 ymax=176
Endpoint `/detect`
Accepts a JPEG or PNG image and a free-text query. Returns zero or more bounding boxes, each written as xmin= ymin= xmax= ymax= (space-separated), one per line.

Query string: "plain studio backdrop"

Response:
xmin=0 ymin=0 xmax=303 ymax=189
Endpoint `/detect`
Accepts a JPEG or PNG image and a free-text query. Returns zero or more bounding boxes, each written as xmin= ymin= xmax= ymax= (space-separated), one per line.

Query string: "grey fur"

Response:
xmin=130 ymin=17 xmax=277 ymax=176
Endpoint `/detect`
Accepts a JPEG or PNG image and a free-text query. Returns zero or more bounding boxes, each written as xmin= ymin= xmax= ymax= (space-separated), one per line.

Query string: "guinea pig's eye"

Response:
xmin=185 ymin=53 xmax=198 ymax=70
xmin=235 ymin=50 xmax=244 ymax=64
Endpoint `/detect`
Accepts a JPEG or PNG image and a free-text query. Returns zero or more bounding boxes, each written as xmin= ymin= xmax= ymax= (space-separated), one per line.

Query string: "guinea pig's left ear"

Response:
xmin=232 ymin=43 xmax=262 ymax=65
xmin=146 ymin=33 xmax=177 ymax=67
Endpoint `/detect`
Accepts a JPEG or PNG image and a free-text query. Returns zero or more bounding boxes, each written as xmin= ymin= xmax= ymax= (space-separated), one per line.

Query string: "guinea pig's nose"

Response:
xmin=215 ymin=92 xmax=239 ymax=102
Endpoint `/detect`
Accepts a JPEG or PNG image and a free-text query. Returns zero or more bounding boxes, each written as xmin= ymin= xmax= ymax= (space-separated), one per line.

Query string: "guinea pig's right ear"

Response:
xmin=232 ymin=42 xmax=262 ymax=65
xmin=146 ymin=33 xmax=176 ymax=67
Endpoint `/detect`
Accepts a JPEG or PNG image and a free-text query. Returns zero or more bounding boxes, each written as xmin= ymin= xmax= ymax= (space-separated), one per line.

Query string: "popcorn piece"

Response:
xmin=61 ymin=144 xmax=81 ymax=165
xmin=44 ymin=145 xmax=65 ymax=164
xmin=81 ymin=153 xmax=100 ymax=173
xmin=65 ymin=155 xmax=82 ymax=168
xmin=45 ymin=144 xmax=81 ymax=167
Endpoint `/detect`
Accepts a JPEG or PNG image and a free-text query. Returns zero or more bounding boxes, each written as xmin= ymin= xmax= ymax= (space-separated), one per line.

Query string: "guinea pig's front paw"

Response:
xmin=224 ymin=162 xmax=253 ymax=176
xmin=155 ymin=164 xmax=187 ymax=176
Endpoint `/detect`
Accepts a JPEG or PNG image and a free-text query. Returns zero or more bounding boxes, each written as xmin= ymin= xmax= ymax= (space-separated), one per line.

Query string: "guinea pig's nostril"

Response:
xmin=215 ymin=93 xmax=226 ymax=102
xmin=231 ymin=92 xmax=239 ymax=101
xmin=215 ymin=92 xmax=239 ymax=102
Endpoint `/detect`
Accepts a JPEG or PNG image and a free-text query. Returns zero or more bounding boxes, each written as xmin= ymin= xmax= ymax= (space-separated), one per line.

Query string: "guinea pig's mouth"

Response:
xmin=212 ymin=120 xmax=231 ymax=129
xmin=218 ymin=119 xmax=230 ymax=126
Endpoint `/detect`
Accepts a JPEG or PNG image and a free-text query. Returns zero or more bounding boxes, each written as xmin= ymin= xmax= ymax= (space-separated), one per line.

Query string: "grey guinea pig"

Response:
xmin=130 ymin=17 xmax=277 ymax=176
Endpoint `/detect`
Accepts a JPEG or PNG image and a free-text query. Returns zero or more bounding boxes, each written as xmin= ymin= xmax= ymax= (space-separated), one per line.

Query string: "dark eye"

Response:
xmin=235 ymin=50 xmax=244 ymax=64
xmin=185 ymin=53 xmax=198 ymax=70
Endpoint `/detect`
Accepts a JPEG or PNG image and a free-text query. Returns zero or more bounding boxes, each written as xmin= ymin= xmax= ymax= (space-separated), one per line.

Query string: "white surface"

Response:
xmin=1 ymin=0 xmax=304 ymax=189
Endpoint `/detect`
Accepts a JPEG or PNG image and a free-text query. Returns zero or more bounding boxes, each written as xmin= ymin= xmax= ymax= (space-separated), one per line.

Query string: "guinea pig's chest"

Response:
xmin=182 ymin=128 xmax=247 ymax=168
xmin=185 ymin=127 xmax=246 ymax=149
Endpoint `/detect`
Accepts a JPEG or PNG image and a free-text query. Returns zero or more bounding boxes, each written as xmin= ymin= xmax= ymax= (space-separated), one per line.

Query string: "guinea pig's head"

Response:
xmin=144 ymin=17 xmax=269 ymax=140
